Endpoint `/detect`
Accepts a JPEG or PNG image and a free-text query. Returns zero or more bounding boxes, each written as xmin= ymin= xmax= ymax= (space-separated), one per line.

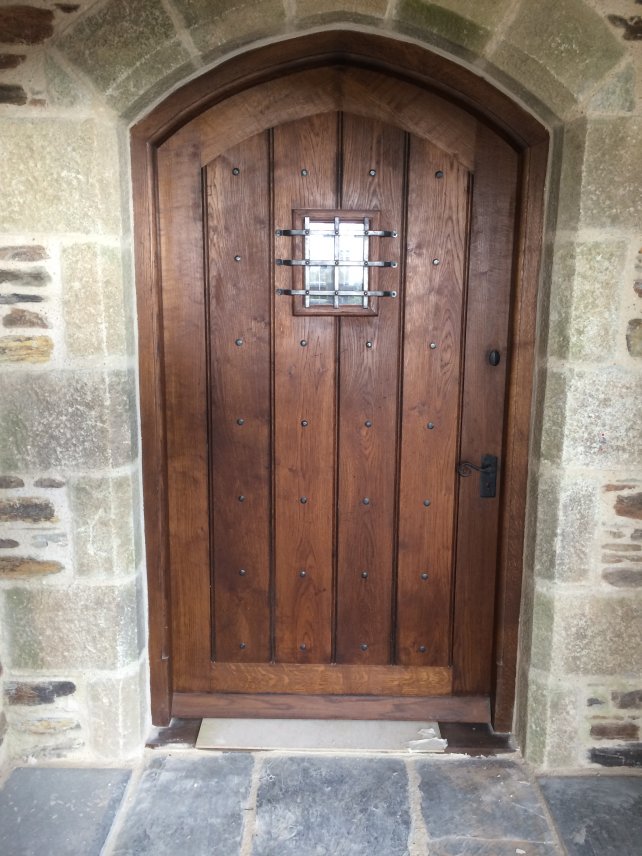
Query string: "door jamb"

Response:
xmin=131 ymin=31 xmax=548 ymax=730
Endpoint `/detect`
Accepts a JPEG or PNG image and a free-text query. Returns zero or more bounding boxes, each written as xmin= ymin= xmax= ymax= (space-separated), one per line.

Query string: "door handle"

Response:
xmin=456 ymin=455 xmax=498 ymax=498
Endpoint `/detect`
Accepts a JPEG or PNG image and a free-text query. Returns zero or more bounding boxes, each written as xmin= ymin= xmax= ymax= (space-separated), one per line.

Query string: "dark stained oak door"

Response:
xmin=156 ymin=69 xmax=519 ymax=719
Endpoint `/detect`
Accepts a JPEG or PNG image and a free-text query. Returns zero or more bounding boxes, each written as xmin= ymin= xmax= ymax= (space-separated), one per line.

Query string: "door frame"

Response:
xmin=131 ymin=31 xmax=548 ymax=730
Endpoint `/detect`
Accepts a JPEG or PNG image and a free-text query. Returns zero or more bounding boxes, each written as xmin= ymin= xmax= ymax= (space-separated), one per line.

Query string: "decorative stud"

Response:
xmin=300 ymin=339 xmax=308 ymax=347
xmin=429 ymin=342 xmax=437 ymax=349
xmin=423 ymin=499 xmax=431 ymax=507
xmin=239 ymin=495 xmax=246 ymax=502
xmin=232 ymin=167 xmax=240 ymax=175
xmin=301 ymin=419 xmax=309 ymax=427
xmin=432 ymin=258 xmax=440 ymax=266
xmin=364 ymin=420 xmax=372 ymax=428
xmin=362 ymin=497 xmax=370 ymax=505
xmin=239 ymin=569 xmax=247 ymax=576
xmin=361 ymin=571 xmax=369 ymax=579
xmin=360 ymin=643 xmax=368 ymax=651
xmin=418 ymin=645 xmax=427 ymax=653
xmin=300 ymin=496 xmax=308 ymax=504
xmin=299 ymin=569 xmax=307 ymax=578
xmin=235 ymin=338 xmax=244 ymax=346
xmin=236 ymin=418 xmax=245 ymax=425
xmin=421 ymin=572 xmax=429 ymax=581
xmin=301 ymin=169 xmax=309 ymax=176
xmin=239 ymin=642 xmax=246 ymax=649
xmin=234 ymin=255 xmax=242 ymax=262
xmin=366 ymin=340 xmax=373 ymax=349
xmin=369 ymin=169 xmax=377 ymax=176
xmin=435 ymin=170 xmax=444 ymax=178
xmin=299 ymin=643 xmax=307 ymax=651
xmin=427 ymin=422 xmax=435 ymax=430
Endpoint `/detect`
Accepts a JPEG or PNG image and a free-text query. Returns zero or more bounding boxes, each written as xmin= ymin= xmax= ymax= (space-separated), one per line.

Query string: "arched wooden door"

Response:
xmin=136 ymin=53 xmax=546 ymax=726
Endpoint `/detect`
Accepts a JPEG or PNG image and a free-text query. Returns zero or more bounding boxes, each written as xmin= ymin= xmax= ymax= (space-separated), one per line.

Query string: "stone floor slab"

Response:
xmin=426 ymin=840 xmax=560 ymax=855
xmin=111 ymin=753 xmax=254 ymax=855
xmin=0 ymin=767 xmax=130 ymax=856
xmin=539 ymin=775 xmax=642 ymax=856
xmin=252 ymin=755 xmax=411 ymax=855
xmin=416 ymin=758 xmax=555 ymax=845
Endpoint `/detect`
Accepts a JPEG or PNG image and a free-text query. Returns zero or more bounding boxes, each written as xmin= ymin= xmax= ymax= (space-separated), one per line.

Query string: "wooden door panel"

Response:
xmin=335 ymin=115 xmax=405 ymax=664
xmin=206 ymin=133 xmax=272 ymax=663
xmin=396 ymin=142 xmax=470 ymax=667
xmin=273 ymin=113 xmax=339 ymax=663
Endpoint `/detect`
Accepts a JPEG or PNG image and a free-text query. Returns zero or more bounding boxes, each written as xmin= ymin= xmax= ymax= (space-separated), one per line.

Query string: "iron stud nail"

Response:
xmin=235 ymin=338 xmax=244 ymax=346
xmin=301 ymin=169 xmax=308 ymax=176
xmin=239 ymin=569 xmax=247 ymax=576
xmin=360 ymin=643 xmax=368 ymax=651
xmin=421 ymin=572 xmax=429 ymax=580
xmin=238 ymin=495 xmax=246 ymax=502
xmin=300 ymin=339 xmax=308 ymax=347
xmin=430 ymin=342 xmax=437 ymax=349
xmin=423 ymin=499 xmax=431 ymax=507
xmin=435 ymin=170 xmax=444 ymax=178
xmin=369 ymin=169 xmax=377 ymax=176
xmin=364 ymin=420 xmax=372 ymax=428
xmin=232 ymin=167 xmax=240 ymax=175
xmin=301 ymin=419 xmax=309 ymax=427
xmin=299 ymin=643 xmax=307 ymax=651
xmin=432 ymin=258 xmax=440 ymax=266
xmin=236 ymin=418 xmax=245 ymax=425
xmin=239 ymin=642 xmax=246 ymax=649
xmin=234 ymin=255 xmax=242 ymax=262
xmin=361 ymin=571 xmax=369 ymax=579
xmin=299 ymin=569 xmax=307 ymax=577
xmin=366 ymin=340 xmax=373 ymax=348
xmin=427 ymin=422 xmax=435 ymax=429
xmin=300 ymin=496 xmax=308 ymax=504
xmin=362 ymin=497 xmax=370 ymax=505
xmin=419 ymin=645 xmax=427 ymax=653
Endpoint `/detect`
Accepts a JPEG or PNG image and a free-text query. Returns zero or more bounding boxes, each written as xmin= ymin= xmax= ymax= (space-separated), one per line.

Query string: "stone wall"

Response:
xmin=0 ymin=0 xmax=640 ymax=770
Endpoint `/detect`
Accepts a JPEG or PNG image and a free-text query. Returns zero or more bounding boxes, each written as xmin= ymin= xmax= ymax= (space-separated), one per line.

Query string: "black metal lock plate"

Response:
xmin=479 ymin=454 xmax=498 ymax=498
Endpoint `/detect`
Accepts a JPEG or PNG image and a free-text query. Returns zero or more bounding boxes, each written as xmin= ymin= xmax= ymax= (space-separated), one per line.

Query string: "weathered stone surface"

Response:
xmin=56 ymin=0 xmax=193 ymax=113
xmin=0 ymin=334 xmax=53 ymax=363
xmin=613 ymin=690 xmax=642 ymax=709
xmin=88 ymin=663 xmax=145 ymax=758
xmin=490 ymin=0 xmax=624 ymax=117
xmin=588 ymin=61 xmax=636 ymax=113
xmin=607 ymin=13 xmax=642 ymax=41
xmin=5 ymin=679 xmax=76 ymax=706
xmin=0 ymin=268 xmax=50 ymax=287
xmin=0 ymin=245 xmax=47 ymax=262
xmin=562 ymin=368 xmax=642 ymax=467
xmin=0 ymin=118 xmax=121 ymax=234
xmin=0 ymin=370 xmax=137 ymax=470
xmin=603 ymin=568 xmax=642 ymax=587
xmin=394 ymin=0 xmax=512 ymax=57
xmin=0 ymin=83 xmax=27 ymax=105
xmin=590 ymin=720 xmax=639 ymax=740
xmin=0 ymin=539 xmax=19 ymax=548
xmin=529 ymin=589 xmax=555 ymax=673
xmin=34 ymin=477 xmax=65 ymax=488
xmin=552 ymin=592 xmax=642 ymax=675
xmin=0 ymin=711 xmax=6 ymax=746
xmin=0 ymin=557 xmax=63 ymax=577
xmin=0 ymin=54 xmax=26 ymax=70
xmin=62 ymin=243 xmax=127 ymax=356
xmin=0 ymin=497 xmax=54 ymax=522
xmin=535 ymin=475 xmax=597 ymax=582
xmin=554 ymin=119 xmax=587 ymax=230
xmin=589 ymin=744 xmax=642 ymax=767
xmin=6 ymin=580 xmax=143 ymax=670
xmin=0 ymin=475 xmax=24 ymax=488
xmin=0 ymin=293 xmax=43 ymax=304
xmin=626 ymin=318 xmax=642 ymax=356
xmin=44 ymin=54 xmax=88 ymax=107
xmin=2 ymin=307 xmax=48 ymax=328
xmin=539 ymin=370 xmax=567 ymax=464
xmin=0 ymin=6 xmax=54 ymax=44
xmin=580 ymin=118 xmax=642 ymax=229
xmin=31 ymin=531 xmax=67 ymax=548
xmin=615 ymin=492 xmax=642 ymax=520
xmin=296 ymin=0 xmax=387 ymax=27
xmin=12 ymin=717 xmax=80 ymax=735
xmin=172 ymin=0 xmax=286 ymax=57
xmin=70 ymin=473 xmax=137 ymax=577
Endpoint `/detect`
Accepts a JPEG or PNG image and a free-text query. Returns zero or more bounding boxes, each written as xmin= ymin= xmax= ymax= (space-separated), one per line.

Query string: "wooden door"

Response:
xmin=154 ymin=67 xmax=520 ymax=721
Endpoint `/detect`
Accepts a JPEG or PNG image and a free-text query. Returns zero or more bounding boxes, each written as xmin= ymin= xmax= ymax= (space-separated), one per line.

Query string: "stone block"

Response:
xmin=0 ymin=7 xmax=54 ymax=45
xmin=44 ymin=54 xmax=88 ymax=108
xmin=590 ymin=720 xmax=639 ymax=740
xmin=554 ymin=119 xmax=587 ymax=231
xmin=613 ymin=689 xmax=642 ymax=709
xmin=589 ymin=744 xmax=642 ymax=767
xmin=0 ymin=268 xmax=50 ymax=287
xmin=0 ymin=557 xmax=63 ymax=578
xmin=0 ymin=246 xmax=48 ymax=262
xmin=69 ymin=473 xmax=137 ymax=577
xmin=0 ymin=335 xmax=53 ymax=363
xmin=627 ymin=319 xmax=642 ymax=357
xmin=0 ymin=370 xmax=137 ymax=471
xmin=34 ymin=477 xmax=64 ymax=488
xmin=588 ymin=62 xmax=636 ymax=114
xmin=0 ymin=118 xmax=121 ymax=234
xmin=562 ymin=368 xmax=642 ymax=467
xmin=0 ymin=539 xmax=19 ymax=548
xmin=5 ymin=680 xmax=76 ymax=706
xmin=551 ymin=591 xmax=642 ymax=676
xmin=88 ymin=663 xmax=146 ymax=759
xmin=2 ymin=308 xmax=49 ymax=328
xmin=292 ymin=0 xmax=387 ymax=28
xmin=56 ymin=0 xmax=193 ymax=114
xmin=0 ymin=497 xmax=55 ymax=523
xmin=603 ymin=568 xmax=642 ymax=588
xmin=490 ymin=0 xmax=624 ymax=117
xmin=529 ymin=588 xmax=555 ymax=673
xmin=173 ymin=0 xmax=286 ymax=57
xmin=393 ymin=0 xmax=510 ymax=57
xmin=615 ymin=492 xmax=642 ymax=520
xmin=62 ymin=243 xmax=127 ymax=357
xmin=0 ymin=476 xmax=24 ymax=488
xmin=539 ymin=370 xmax=567 ymax=464
xmin=580 ymin=118 xmax=642 ymax=230
xmin=6 ymin=579 xmax=143 ymax=670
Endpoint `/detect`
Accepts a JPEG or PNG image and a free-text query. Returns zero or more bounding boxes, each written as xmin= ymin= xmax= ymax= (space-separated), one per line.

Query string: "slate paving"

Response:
xmin=0 ymin=753 xmax=640 ymax=855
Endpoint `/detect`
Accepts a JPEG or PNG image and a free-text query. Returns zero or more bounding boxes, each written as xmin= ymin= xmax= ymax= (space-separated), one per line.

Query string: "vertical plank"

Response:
xmin=273 ymin=113 xmax=338 ymax=663
xmin=335 ymin=115 xmax=404 ymax=664
xmin=451 ymin=126 xmax=519 ymax=696
xmin=396 ymin=139 xmax=469 ymax=667
xmin=207 ymin=133 xmax=271 ymax=663
xmin=158 ymin=129 xmax=211 ymax=692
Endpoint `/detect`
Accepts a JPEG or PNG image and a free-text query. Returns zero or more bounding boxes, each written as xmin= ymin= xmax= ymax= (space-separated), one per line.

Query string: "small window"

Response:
xmin=276 ymin=209 xmax=398 ymax=316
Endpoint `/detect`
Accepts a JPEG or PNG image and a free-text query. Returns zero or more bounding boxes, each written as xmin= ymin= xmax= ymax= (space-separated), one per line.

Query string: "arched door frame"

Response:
xmin=131 ymin=31 xmax=548 ymax=730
